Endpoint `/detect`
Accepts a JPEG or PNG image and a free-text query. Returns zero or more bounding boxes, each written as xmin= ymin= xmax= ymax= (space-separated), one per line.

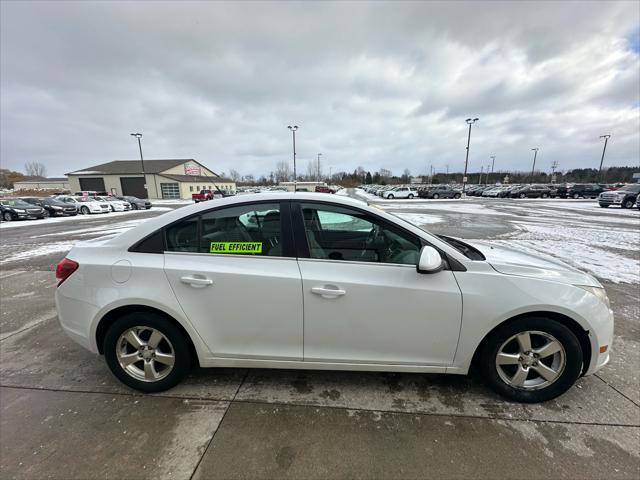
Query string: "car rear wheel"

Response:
xmin=572 ymin=193 xmax=580 ymax=199
xmin=80 ymin=206 xmax=90 ymax=215
xmin=387 ymin=194 xmax=394 ymax=199
xmin=454 ymin=193 xmax=461 ymax=199
xmin=622 ymin=199 xmax=634 ymax=209
xmin=541 ymin=193 xmax=549 ymax=198
xmin=519 ymin=193 xmax=526 ymax=198
xmin=432 ymin=193 xmax=439 ymax=199
xmin=478 ymin=317 xmax=582 ymax=402
xmin=104 ymin=312 xmax=192 ymax=393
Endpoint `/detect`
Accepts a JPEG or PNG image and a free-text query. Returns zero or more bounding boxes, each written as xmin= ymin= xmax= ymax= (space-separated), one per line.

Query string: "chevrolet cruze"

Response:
xmin=55 ymin=193 xmax=613 ymax=402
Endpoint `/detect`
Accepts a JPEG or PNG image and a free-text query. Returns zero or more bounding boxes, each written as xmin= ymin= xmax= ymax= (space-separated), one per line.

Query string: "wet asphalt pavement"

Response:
xmin=1 ymin=192 xmax=638 ymax=479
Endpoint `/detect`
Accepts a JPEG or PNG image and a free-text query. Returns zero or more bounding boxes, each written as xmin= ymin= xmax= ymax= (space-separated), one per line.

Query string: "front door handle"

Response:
xmin=311 ymin=286 xmax=346 ymax=298
xmin=180 ymin=276 xmax=213 ymax=287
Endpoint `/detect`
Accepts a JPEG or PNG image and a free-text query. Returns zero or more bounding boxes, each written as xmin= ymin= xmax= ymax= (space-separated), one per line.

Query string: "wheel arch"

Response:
xmin=470 ymin=311 xmax=592 ymax=376
xmin=95 ymin=304 xmax=200 ymax=367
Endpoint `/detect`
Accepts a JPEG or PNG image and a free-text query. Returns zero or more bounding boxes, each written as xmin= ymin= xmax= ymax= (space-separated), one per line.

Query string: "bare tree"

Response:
xmin=274 ymin=161 xmax=291 ymax=183
xmin=24 ymin=161 xmax=47 ymax=178
xmin=229 ymin=169 xmax=241 ymax=182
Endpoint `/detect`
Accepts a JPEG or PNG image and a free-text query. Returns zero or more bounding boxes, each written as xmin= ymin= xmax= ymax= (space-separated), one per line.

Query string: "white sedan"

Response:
xmin=55 ymin=195 xmax=110 ymax=214
xmin=55 ymin=193 xmax=613 ymax=402
xmin=95 ymin=196 xmax=131 ymax=212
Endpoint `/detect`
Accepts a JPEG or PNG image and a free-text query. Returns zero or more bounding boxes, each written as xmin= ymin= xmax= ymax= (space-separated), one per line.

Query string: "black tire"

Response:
xmin=454 ymin=193 xmax=461 ymax=199
xmin=572 ymin=193 xmax=580 ymax=199
xmin=103 ymin=312 xmax=192 ymax=393
xmin=541 ymin=193 xmax=549 ymax=198
xmin=432 ymin=193 xmax=439 ymax=199
xmin=408 ymin=194 xmax=414 ymax=199
xmin=42 ymin=209 xmax=51 ymax=218
xmin=80 ymin=206 xmax=90 ymax=215
xmin=519 ymin=193 xmax=526 ymax=199
xmin=3 ymin=212 xmax=13 ymax=221
xmin=477 ymin=317 xmax=583 ymax=403
xmin=622 ymin=199 xmax=634 ymax=209
xmin=132 ymin=203 xmax=139 ymax=210
xmin=387 ymin=194 xmax=394 ymax=199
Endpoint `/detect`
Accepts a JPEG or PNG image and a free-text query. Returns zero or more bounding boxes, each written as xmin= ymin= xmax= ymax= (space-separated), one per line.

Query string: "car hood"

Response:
xmin=464 ymin=239 xmax=602 ymax=287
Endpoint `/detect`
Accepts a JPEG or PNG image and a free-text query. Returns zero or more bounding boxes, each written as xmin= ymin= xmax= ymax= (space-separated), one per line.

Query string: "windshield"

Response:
xmin=1 ymin=199 xmax=32 ymax=207
xmin=437 ymin=235 xmax=486 ymax=260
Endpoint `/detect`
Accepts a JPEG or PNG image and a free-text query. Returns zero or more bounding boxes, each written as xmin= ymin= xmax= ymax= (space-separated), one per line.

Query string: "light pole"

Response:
xmin=287 ymin=125 xmax=298 ymax=187
xmin=462 ymin=117 xmax=479 ymax=194
xmin=489 ymin=155 xmax=495 ymax=184
xmin=317 ymin=153 xmax=322 ymax=182
xmin=130 ymin=133 xmax=147 ymax=197
xmin=598 ymin=135 xmax=611 ymax=181
xmin=530 ymin=148 xmax=539 ymax=183
xmin=479 ymin=165 xmax=484 ymax=185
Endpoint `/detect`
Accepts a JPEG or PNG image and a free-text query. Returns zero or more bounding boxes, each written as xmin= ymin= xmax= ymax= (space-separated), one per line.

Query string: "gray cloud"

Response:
xmin=1 ymin=0 xmax=638 ymax=178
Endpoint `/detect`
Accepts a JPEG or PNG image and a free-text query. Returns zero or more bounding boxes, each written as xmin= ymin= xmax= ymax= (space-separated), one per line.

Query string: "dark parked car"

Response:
xmin=115 ymin=196 xmax=152 ymax=210
xmin=510 ymin=185 xmax=552 ymax=198
xmin=419 ymin=185 xmax=461 ymax=199
xmin=556 ymin=183 xmax=604 ymax=199
xmin=21 ymin=197 xmax=77 ymax=217
xmin=0 ymin=199 xmax=45 ymax=221
xmin=598 ymin=184 xmax=640 ymax=209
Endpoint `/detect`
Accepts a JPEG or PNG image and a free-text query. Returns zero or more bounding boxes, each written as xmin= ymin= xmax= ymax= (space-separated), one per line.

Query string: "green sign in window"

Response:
xmin=209 ymin=242 xmax=263 ymax=254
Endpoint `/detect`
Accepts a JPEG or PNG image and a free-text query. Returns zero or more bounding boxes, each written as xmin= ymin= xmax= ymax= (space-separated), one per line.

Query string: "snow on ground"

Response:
xmin=391 ymin=212 xmax=443 ymax=226
xmin=380 ymin=202 xmax=511 ymax=216
xmin=492 ymin=218 xmax=639 ymax=284
xmin=0 ymin=241 xmax=76 ymax=264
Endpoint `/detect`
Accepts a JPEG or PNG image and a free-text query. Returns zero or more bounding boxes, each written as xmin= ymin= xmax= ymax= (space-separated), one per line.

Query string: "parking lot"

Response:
xmin=1 ymin=191 xmax=639 ymax=479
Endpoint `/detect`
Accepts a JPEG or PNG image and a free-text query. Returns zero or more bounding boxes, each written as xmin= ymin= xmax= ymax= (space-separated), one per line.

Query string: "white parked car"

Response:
xmin=55 ymin=193 xmax=613 ymax=402
xmin=55 ymin=195 xmax=110 ymax=214
xmin=95 ymin=196 xmax=130 ymax=212
xmin=383 ymin=186 xmax=418 ymax=199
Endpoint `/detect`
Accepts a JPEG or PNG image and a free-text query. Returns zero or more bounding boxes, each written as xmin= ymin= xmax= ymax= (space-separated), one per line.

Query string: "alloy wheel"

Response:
xmin=116 ymin=327 xmax=175 ymax=382
xmin=3 ymin=212 xmax=13 ymax=221
xmin=495 ymin=330 xmax=566 ymax=390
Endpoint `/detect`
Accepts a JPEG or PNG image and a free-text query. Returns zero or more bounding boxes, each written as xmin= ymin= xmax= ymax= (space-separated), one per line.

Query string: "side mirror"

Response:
xmin=417 ymin=246 xmax=444 ymax=274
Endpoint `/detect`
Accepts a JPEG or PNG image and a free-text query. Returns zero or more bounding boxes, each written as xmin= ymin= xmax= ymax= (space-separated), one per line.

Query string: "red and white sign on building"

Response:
xmin=184 ymin=162 xmax=202 ymax=176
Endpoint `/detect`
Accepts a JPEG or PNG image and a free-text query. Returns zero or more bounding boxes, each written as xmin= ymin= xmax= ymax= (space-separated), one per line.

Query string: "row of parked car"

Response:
xmin=361 ymin=183 xmax=640 ymax=208
xmin=0 ymin=193 xmax=152 ymax=222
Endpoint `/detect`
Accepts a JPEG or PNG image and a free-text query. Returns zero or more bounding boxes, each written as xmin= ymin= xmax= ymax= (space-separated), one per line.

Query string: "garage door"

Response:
xmin=120 ymin=177 xmax=147 ymax=198
xmin=79 ymin=177 xmax=106 ymax=192
xmin=160 ymin=183 xmax=180 ymax=199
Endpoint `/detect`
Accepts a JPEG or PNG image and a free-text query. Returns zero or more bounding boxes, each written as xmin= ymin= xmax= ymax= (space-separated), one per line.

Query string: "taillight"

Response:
xmin=56 ymin=258 xmax=79 ymax=286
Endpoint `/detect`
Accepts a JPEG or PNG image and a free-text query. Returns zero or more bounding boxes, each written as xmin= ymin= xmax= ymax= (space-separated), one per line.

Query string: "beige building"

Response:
xmin=13 ymin=177 xmax=70 ymax=191
xmin=67 ymin=159 xmax=235 ymax=199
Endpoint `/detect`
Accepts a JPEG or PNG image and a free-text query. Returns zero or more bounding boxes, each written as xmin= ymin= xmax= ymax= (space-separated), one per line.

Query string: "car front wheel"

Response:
xmin=408 ymin=194 xmax=414 ymax=199
xmin=103 ymin=312 xmax=192 ymax=393
xmin=622 ymin=199 xmax=634 ymax=209
xmin=432 ymin=193 xmax=439 ymax=199
xmin=454 ymin=193 xmax=461 ymax=199
xmin=478 ymin=317 xmax=582 ymax=403
xmin=80 ymin=206 xmax=90 ymax=214
xmin=572 ymin=193 xmax=580 ymax=199
xmin=3 ymin=212 xmax=13 ymax=221
xmin=387 ymin=194 xmax=394 ymax=199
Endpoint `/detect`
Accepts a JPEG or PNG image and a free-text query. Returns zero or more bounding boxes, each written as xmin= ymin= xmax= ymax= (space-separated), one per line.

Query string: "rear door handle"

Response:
xmin=311 ymin=286 xmax=346 ymax=298
xmin=180 ymin=276 xmax=213 ymax=287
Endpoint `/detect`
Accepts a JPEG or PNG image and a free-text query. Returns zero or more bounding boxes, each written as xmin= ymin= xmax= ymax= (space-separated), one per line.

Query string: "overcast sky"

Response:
xmin=1 ymin=1 xmax=639 ymax=178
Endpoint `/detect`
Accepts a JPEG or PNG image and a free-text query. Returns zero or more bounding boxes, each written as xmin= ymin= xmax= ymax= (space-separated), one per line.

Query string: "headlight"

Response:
xmin=52 ymin=206 xmax=62 ymax=210
xmin=13 ymin=208 xmax=25 ymax=213
xmin=577 ymin=285 xmax=611 ymax=309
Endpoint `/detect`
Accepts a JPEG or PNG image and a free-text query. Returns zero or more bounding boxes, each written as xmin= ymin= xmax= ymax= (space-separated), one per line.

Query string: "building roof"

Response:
xmin=14 ymin=177 xmax=69 ymax=183
xmin=67 ymin=159 xmax=210 ymax=175
xmin=159 ymin=174 xmax=234 ymax=183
